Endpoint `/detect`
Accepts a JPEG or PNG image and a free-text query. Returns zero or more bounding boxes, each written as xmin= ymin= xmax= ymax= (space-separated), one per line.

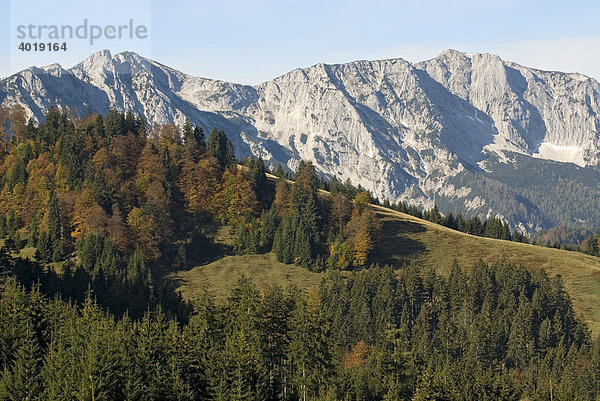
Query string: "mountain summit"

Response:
xmin=2 ymin=49 xmax=599 ymax=232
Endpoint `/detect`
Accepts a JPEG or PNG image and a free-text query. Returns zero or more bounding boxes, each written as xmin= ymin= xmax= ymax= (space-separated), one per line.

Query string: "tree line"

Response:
xmin=380 ymin=199 xmax=600 ymax=256
xmin=1 ymin=253 xmax=600 ymax=400
xmin=1 ymin=106 xmax=600 ymax=399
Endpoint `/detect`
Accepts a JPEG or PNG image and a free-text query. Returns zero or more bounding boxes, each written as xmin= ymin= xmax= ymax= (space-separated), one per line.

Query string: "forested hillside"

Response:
xmin=1 ymin=109 xmax=600 ymax=400
xmin=2 ymin=257 xmax=600 ymax=400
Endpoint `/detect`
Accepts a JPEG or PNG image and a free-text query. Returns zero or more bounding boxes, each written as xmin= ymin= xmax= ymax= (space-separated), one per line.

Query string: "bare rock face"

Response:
xmin=1 ymin=49 xmax=599 ymax=231
xmin=418 ymin=49 xmax=600 ymax=165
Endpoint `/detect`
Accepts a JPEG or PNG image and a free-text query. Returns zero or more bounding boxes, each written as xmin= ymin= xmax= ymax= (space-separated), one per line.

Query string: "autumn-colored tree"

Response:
xmin=341 ymin=195 xmax=381 ymax=269
xmin=130 ymin=180 xmax=174 ymax=261
xmin=352 ymin=224 xmax=373 ymax=268
xmin=13 ymin=152 xmax=54 ymax=227
xmin=2 ymin=152 xmax=27 ymax=191
xmin=344 ymin=340 xmax=376 ymax=368
xmin=216 ymin=167 xmax=258 ymax=226
xmin=106 ymin=208 xmax=130 ymax=253
xmin=352 ymin=191 xmax=371 ymax=217
xmin=8 ymin=104 xmax=28 ymax=144
xmin=135 ymin=141 xmax=166 ymax=193
xmin=110 ymin=133 xmax=144 ymax=181
xmin=582 ymin=234 xmax=600 ymax=256
xmin=152 ymin=123 xmax=181 ymax=148
xmin=327 ymin=237 xmax=354 ymax=270
xmin=178 ymin=155 xmax=221 ymax=218
xmin=71 ymin=188 xmax=108 ymax=241
xmin=127 ymin=206 xmax=161 ymax=261
xmin=91 ymin=147 xmax=110 ymax=171
xmin=273 ymin=179 xmax=291 ymax=217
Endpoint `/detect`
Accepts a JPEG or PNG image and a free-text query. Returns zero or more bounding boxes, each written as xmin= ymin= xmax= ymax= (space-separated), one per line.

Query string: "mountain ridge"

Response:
xmin=2 ymin=49 xmax=599 ymax=233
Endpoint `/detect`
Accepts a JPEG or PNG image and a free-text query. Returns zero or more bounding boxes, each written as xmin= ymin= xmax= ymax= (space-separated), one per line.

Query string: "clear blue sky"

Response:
xmin=1 ymin=0 xmax=599 ymax=84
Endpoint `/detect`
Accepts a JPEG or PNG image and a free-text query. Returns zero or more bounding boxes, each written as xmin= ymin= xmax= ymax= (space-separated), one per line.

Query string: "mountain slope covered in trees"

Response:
xmin=1 ymin=109 xmax=600 ymax=400
xmin=2 ymin=49 xmax=600 ymax=234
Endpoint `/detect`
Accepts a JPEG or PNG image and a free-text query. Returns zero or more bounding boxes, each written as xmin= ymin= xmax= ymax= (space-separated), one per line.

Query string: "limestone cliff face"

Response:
xmin=418 ymin=49 xmax=600 ymax=165
xmin=1 ymin=49 xmax=599 ymax=231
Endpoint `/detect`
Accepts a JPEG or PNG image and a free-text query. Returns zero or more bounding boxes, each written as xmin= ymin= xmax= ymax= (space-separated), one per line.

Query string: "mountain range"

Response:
xmin=1 ymin=49 xmax=599 ymax=234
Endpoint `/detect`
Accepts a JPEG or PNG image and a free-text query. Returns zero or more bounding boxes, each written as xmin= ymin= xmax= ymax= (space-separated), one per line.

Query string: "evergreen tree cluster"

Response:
xmin=0 ymin=107 xmax=385 ymax=281
xmin=2 ymin=253 xmax=600 ymax=400
xmin=381 ymin=195 xmax=600 ymax=253
xmin=319 ymin=260 xmax=597 ymax=400
xmin=272 ymin=161 xmax=322 ymax=269
xmin=384 ymin=201 xmax=530 ymax=244
xmin=419 ymin=202 xmax=600 ymax=252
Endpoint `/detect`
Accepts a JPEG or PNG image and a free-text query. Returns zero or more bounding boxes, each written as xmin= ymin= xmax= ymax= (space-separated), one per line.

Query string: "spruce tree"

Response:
xmin=182 ymin=119 xmax=193 ymax=144
xmin=0 ymin=323 xmax=42 ymax=400
xmin=126 ymin=247 xmax=148 ymax=286
xmin=207 ymin=128 xmax=235 ymax=169
xmin=193 ymin=126 xmax=206 ymax=152
xmin=47 ymin=189 xmax=62 ymax=243
xmin=35 ymin=231 xmax=53 ymax=263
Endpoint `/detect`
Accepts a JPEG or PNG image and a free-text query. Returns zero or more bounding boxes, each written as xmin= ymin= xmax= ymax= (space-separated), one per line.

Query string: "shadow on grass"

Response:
xmin=372 ymin=218 xmax=427 ymax=267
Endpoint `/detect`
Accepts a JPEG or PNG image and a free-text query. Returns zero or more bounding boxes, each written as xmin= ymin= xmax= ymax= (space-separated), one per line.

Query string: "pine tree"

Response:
xmin=57 ymin=121 xmax=84 ymax=189
xmin=252 ymin=157 xmax=270 ymax=205
xmin=260 ymin=286 xmax=293 ymax=401
xmin=25 ymin=119 xmax=37 ymax=141
xmin=182 ymin=119 xmax=194 ymax=144
xmin=161 ymin=145 xmax=175 ymax=199
xmin=193 ymin=126 xmax=206 ymax=152
xmin=126 ymin=247 xmax=148 ymax=287
xmin=273 ymin=214 xmax=295 ymax=264
xmin=233 ymin=218 xmax=260 ymax=255
xmin=51 ymin=238 xmax=64 ymax=262
xmin=124 ymin=110 xmax=138 ymax=134
xmin=427 ymin=204 xmax=442 ymax=225
xmin=506 ymin=292 xmax=534 ymax=368
xmin=274 ymin=163 xmax=285 ymax=178
xmin=207 ymin=128 xmax=235 ymax=169
xmin=288 ymin=295 xmax=332 ymax=401
xmin=104 ymin=109 xmax=126 ymax=137
xmin=47 ymin=189 xmax=62 ymax=243
xmin=0 ymin=323 xmax=42 ymax=400
xmin=501 ymin=222 xmax=512 ymax=241
xmin=293 ymin=224 xmax=313 ymax=268
xmin=220 ymin=277 xmax=269 ymax=401
xmin=225 ymin=137 xmax=236 ymax=167
xmin=35 ymin=231 xmax=53 ymax=263
xmin=259 ymin=208 xmax=278 ymax=252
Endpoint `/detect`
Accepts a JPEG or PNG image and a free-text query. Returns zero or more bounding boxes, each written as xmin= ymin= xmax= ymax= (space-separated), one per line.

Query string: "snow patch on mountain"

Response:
xmin=533 ymin=142 xmax=585 ymax=166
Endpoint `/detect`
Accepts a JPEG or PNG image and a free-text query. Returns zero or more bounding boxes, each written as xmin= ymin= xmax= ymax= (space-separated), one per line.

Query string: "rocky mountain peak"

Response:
xmin=1 ymin=49 xmax=599 ymax=232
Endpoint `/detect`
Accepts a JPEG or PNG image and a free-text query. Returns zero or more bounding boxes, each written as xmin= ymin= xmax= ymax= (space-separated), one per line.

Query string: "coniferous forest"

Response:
xmin=1 ymin=108 xmax=600 ymax=400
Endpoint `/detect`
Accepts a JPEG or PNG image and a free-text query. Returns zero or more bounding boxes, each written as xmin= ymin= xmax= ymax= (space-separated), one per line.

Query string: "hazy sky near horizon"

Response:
xmin=1 ymin=0 xmax=599 ymax=84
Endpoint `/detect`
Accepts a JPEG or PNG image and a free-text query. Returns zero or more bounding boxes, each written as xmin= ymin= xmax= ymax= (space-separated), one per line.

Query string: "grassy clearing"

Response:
xmin=169 ymin=253 xmax=324 ymax=303
xmin=371 ymin=205 xmax=600 ymax=334
xmin=162 ymin=204 xmax=600 ymax=335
